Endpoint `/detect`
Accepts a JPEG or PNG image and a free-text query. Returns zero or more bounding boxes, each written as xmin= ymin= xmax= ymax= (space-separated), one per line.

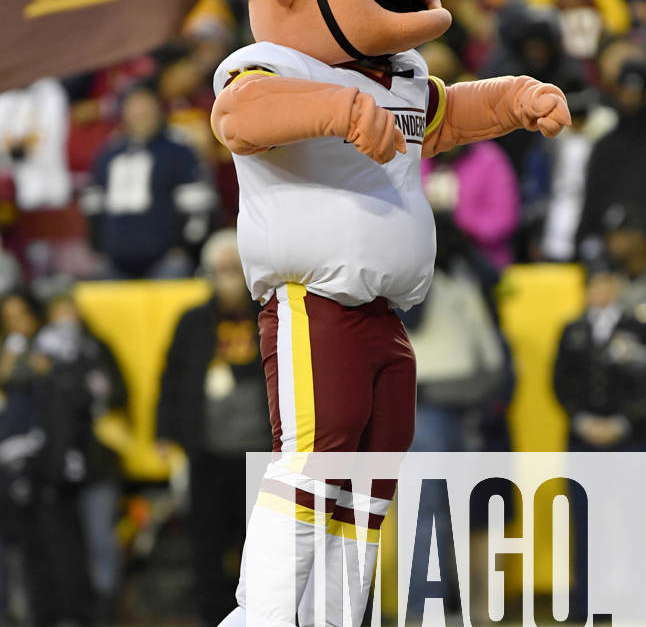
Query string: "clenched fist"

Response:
xmin=516 ymin=80 xmax=571 ymax=138
xmin=347 ymin=92 xmax=407 ymax=164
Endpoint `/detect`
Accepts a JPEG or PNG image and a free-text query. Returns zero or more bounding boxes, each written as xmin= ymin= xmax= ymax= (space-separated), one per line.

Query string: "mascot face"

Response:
xmin=249 ymin=0 xmax=452 ymax=64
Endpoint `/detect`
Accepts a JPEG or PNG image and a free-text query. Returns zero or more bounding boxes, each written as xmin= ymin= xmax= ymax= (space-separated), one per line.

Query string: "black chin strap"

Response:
xmin=316 ymin=0 xmax=416 ymax=78
xmin=316 ymin=0 xmax=368 ymax=60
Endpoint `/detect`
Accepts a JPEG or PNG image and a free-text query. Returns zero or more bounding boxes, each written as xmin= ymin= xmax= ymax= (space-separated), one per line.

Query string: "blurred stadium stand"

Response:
xmin=1 ymin=0 xmax=646 ymax=623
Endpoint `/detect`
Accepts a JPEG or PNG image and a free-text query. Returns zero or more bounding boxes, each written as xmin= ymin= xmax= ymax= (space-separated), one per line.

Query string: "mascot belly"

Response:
xmin=214 ymin=42 xmax=442 ymax=309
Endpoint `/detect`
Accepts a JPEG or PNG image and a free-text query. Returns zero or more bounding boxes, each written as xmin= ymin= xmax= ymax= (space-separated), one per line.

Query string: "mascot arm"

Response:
xmin=422 ymin=75 xmax=571 ymax=159
xmin=212 ymin=73 xmax=406 ymax=163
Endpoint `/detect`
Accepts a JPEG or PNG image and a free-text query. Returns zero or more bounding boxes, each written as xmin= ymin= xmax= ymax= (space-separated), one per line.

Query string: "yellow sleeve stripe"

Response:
xmin=230 ymin=69 xmax=278 ymax=85
xmin=214 ymin=69 xmax=279 ymax=146
xmin=425 ymin=75 xmax=447 ymax=137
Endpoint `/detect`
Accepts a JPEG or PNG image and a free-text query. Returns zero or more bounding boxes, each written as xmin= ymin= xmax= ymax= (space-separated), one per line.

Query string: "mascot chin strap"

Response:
xmin=316 ymin=0 xmax=368 ymax=59
xmin=316 ymin=0 xmax=427 ymax=64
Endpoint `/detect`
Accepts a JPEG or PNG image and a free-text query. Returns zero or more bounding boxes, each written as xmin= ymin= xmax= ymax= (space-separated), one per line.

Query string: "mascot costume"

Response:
xmin=212 ymin=0 xmax=570 ymax=624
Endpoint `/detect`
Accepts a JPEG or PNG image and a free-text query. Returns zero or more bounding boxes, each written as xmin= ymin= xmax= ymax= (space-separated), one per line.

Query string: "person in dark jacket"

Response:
xmin=602 ymin=202 xmax=646 ymax=311
xmin=157 ymin=228 xmax=270 ymax=626
xmin=401 ymin=218 xmax=515 ymax=622
xmin=554 ymin=260 xmax=646 ymax=619
xmin=577 ymin=57 xmax=646 ymax=262
xmin=0 ymin=290 xmax=96 ymax=627
xmin=555 ymin=262 xmax=646 ymax=450
xmin=82 ymin=85 xmax=216 ymax=279
xmin=0 ymin=291 xmax=44 ymax=626
xmin=37 ymin=293 xmax=128 ymax=625
xmin=481 ymin=5 xmax=582 ymax=180
xmin=0 ymin=288 xmax=129 ymax=627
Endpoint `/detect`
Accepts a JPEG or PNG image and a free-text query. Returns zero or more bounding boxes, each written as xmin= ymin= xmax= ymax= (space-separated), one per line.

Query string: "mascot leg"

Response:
xmin=224 ymin=284 xmax=415 ymax=626
xmin=298 ymin=349 xmax=416 ymax=626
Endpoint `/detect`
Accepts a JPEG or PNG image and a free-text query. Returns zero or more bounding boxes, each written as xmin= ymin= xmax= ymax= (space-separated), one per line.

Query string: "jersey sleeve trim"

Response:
xmin=425 ymin=76 xmax=447 ymax=137
xmin=229 ymin=68 xmax=279 ymax=86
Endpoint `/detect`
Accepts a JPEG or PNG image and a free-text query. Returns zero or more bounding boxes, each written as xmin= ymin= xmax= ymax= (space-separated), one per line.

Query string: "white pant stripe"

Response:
xmin=276 ymin=284 xmax=297 ymax=452
xmin=336 ymin=489 xmax=392 ymax=516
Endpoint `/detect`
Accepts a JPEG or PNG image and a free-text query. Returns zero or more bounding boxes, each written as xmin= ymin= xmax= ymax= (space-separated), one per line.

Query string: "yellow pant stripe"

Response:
xmin=257 ymin=491 xmax=381 ymax=543
xmin=256 ymin=491 xmax=332 ymax=526
xmin=286 ymin=283 xmax=316 ymax=453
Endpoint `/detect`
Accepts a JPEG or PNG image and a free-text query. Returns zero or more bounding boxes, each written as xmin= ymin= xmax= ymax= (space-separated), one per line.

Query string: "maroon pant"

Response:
xmin=255 ymin=284 xmax=416 ymax=564
xmin=259 ymin=284 xmax=416 ymax=456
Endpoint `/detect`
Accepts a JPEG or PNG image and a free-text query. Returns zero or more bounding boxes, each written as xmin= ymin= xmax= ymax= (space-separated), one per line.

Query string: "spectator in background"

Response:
xmin=602 ymin=203 xmax=646 ymax=310
xmin=523 ymin=76 xmax=614 ymax=261
xmin=401 ymin=218 xmax=514 ymax=621
xmin=0 ymin=242 xmax=21 ymax=295
xmin=65 ymin=57 xmax=157 ymax=188
xmin=40 ymin=293 xmax=128 ymax=626
xmin=82 ymin=86 xmax=216 ymax=279
xmin=557 ymin=0 xmax=605 ymax=61
xmin=0 ymin=289 xmax=127 ymax=627
xmin=0 ymin=291 xmax=44 ymax=626
xmin=155 ymin=42 xmax=236 ymax=222
xmin=555 ymin=260 xmax=646 ymax=452
xmin=24 ymin=309 xmax=97 ymax=627
xmin=158 ymin=44 xmax=241 ymax=226
xmin=630 ymin=0 xmax=646 ymax=45
xmin=159 ymin=47 xmax=216 ymax=160
xmin=0 ymin=291 xmax=43 ymax=451
xmin=420 ymin=38 xmax=520 ymax=269
xmin=481 ymin=6 xmax=581 ymax=183
xmin=597 ymin=36 xmax=645 ymax=92
xmin=0 ymin=289 xmax=95 ymax=627
xmin=421 ymin=142 xmax=520 ymax=268
xmin=554 ymin=259 xmax=646 ymax=619
xmin=482 ymin=5 xmax=580 ymax=85
xmin=432 ymin=0 xmax=497 ymax=74
xmin=0 ymin=79 xmax=71 ymax=211
xmin=183 ymin=0 xmax=236 ymax=56
xmin=64 ymin=57 xmax=158 ymax=131
xmin=418 ymin=40 xmax=470 ymax=85
xmin=578 ymin=54 xmax=646 ymax=261
xmin=157 ymin=229 xmax=269 ymax=626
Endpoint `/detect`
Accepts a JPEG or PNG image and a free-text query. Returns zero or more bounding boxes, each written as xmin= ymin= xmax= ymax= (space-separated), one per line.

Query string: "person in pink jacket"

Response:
xmin=421 ymin=141 xmax=521 ymax=268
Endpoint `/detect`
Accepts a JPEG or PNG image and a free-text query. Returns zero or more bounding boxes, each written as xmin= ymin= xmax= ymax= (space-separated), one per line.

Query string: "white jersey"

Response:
xmin=213 ymin=42 xmax=446 ymax=310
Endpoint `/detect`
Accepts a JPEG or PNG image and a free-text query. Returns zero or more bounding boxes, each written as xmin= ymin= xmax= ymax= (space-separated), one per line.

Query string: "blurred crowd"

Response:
xmin=1 ymin=0 xmax=646 ymax=624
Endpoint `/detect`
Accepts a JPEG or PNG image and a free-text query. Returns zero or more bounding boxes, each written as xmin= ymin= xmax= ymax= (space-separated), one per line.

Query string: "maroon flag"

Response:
xmin=0 ymin=0 xmax=195 ymax=91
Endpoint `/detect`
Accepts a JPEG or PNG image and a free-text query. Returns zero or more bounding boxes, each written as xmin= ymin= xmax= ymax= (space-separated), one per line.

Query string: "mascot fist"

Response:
xmin=517 ymin=80 xmax=571 ymax=138
xmin=347 ymin=92 xmax=407 ymax=164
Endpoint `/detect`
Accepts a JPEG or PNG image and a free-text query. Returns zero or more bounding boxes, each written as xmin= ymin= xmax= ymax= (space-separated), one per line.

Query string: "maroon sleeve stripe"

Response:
xmin=426 ymin=77 xmax=441 ymax=128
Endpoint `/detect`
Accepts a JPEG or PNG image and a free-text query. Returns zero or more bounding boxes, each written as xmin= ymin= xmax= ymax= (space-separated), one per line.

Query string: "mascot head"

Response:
xmin=249 ymin=0 xmax=453 ymax=65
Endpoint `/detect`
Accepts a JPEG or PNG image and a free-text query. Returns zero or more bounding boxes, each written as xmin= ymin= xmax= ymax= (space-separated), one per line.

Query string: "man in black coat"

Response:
xmin=554 ymin=260 xmax=646 ymax=618
xmin=28 ymin=293 xmax=128 ymax=627
xmin=157 ymin=229 xmax=270 ymax=627
xmin=554 ymin=262 xmax=646 ymax=451
xmin=577 ymin=58 xmax=646 ymax=262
